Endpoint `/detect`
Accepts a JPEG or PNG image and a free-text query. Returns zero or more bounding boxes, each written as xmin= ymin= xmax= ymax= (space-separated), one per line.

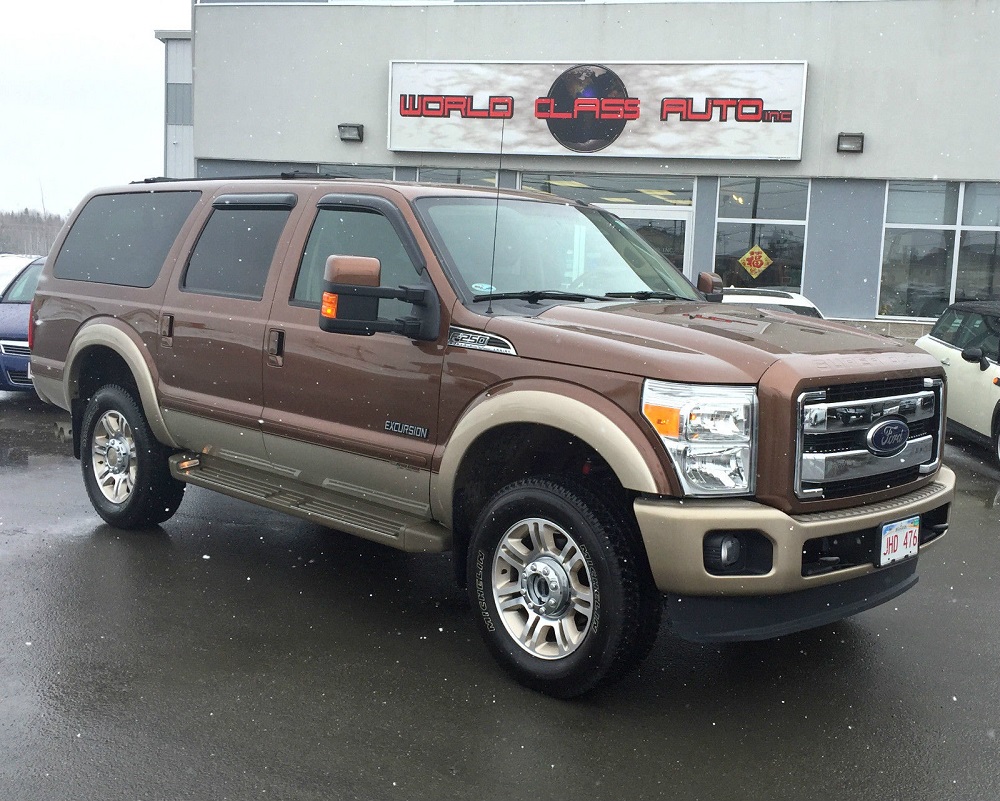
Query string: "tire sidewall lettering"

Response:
xmin=577 ymin=539 xmax=601 ymax=635
xmin=474 ymin=548 xmax=495 ymax=632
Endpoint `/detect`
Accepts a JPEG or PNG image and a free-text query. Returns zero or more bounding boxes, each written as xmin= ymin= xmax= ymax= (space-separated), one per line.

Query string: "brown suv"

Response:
xmin=30 ymin=177 xmax=955 ymax=697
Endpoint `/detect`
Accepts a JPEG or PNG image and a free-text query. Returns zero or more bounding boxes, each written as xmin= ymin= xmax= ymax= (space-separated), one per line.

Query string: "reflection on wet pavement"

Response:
xmin=0 ymin=390 xmax=73 ymax=467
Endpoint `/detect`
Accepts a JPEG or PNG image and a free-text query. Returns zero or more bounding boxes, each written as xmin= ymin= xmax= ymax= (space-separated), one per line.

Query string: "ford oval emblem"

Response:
xmin=867 ymin=418 xmax=910 ymax=457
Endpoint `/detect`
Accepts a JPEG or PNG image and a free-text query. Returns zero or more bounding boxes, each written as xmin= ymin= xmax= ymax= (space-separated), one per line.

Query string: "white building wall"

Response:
xmin=165 ymin=124 xmax=195 ymax=178
xmin=191 ymin=0 xmax=1000 ymax=181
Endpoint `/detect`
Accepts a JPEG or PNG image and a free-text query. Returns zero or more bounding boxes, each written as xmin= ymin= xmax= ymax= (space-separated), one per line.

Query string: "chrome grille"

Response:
xmin=795 ymin=378 xmax=944 ymax=500
xmin=0 ymin=340 xmax=30 ymax=357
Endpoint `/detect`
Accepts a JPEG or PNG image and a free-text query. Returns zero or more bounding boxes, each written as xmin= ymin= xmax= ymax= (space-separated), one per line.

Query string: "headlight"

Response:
xmin=642 ymin=380 xmax=757 ymax=496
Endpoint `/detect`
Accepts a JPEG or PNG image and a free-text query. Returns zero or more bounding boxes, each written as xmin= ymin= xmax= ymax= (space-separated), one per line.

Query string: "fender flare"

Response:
xmin=431 ymin=386 xmax=671 ymax=527
xmin=64 ymin=320 xmax=178 ymax=448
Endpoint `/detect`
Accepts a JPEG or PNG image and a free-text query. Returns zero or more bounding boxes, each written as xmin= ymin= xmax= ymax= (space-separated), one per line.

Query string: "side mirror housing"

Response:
xmin=319 ymin=255 xmax=439 ymax=341
xmin=960 ymin=346 xmax=991 ymax=371
xmin=697 ymin=271 xmax=724 ymax=302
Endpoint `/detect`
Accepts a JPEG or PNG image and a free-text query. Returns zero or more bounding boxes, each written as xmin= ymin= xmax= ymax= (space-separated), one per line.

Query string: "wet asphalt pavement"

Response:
xmin=1 ymin=389 xmax=999 ymax=801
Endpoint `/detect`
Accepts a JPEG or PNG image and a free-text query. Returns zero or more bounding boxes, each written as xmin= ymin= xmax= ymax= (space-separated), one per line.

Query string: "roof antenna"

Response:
xmin=486 ymin=116 xmax=506 ymax=316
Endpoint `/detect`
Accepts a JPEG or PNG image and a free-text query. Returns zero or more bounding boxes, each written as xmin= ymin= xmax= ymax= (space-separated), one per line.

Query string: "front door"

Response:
xmin=261 ymin=196 xmax=444 ymax=519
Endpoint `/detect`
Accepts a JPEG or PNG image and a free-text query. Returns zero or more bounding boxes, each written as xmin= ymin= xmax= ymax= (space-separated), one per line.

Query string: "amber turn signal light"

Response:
xmin=321 ymin=291 xmax=339 ymax=319
xmin=642 ymin=403 xmax=681 ymax=438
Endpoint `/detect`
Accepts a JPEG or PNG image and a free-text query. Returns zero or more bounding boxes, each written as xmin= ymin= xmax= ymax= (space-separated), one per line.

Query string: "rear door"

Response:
xmin=157 ymin=192 xmax=298 ymax=463
xmin=261 ymin=193 xmax=445 ymax=517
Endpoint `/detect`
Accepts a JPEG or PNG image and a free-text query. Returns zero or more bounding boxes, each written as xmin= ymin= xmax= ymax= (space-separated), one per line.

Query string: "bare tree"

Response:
xmin=0 ymin=210 xmax=66 ymax=256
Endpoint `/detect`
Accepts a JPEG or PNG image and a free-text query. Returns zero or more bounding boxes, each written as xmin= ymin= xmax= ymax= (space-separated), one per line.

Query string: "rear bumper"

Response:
xmin=632 ymin=466 xmax=955 ymax=637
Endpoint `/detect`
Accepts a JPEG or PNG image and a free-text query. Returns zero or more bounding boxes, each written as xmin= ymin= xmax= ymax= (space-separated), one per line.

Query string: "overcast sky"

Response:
xmin=1 ymin=0 xmax=192 ymax=216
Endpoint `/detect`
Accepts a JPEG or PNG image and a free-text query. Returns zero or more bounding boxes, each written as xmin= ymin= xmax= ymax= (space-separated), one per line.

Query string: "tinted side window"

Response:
xmin=981 ymin=315 xmax=1000 ymax=361
xmin=183 ymin=208 xmax=290 ymax=300
xmin=293 ymin=208 xmax=415 ymax=320
xmin=929 ymin=308 xmax=971 ymax=346
xmin=54 ymin=192 xmax=200 ymax=287
xmin=961 ymin=312 xmax=1000 ymax=360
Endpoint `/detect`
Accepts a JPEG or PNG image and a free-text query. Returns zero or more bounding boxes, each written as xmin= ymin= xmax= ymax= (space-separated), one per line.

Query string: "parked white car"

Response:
xmin=915 ymin=300 xmax=1000 ymax=465
xmin=719 ymin=287 xmax=824 ymax=318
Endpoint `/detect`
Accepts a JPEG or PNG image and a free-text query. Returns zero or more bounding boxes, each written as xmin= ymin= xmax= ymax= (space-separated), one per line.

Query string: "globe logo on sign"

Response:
xmin=538 ymin=65 xmax=633 ymax=153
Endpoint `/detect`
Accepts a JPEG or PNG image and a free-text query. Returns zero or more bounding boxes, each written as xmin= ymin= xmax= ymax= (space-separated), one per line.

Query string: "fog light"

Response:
xmin=704 ymin=533 xmax=743 ymax=572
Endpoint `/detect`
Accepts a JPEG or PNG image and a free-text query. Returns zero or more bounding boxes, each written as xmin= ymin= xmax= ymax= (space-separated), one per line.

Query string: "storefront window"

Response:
xmin=714 ymin=178 xmax=808 ymax=290
xmin=879 ymin=181 xmax=1000 ymax=317
xmin=717 ymin=177 xmax=808 ymax=221
xmin=317 ymin=164 xmax=394 ymax=179
xmin=957 ymin=183 xmax=1000 ymax=301
xmin=417 ymin=168 xmax=497 ymax=187
xmin=885 ymin=181 xmax=960 ymax=226
xmin=519 ymin=173 xmax=693 ymax=207
xmin=879 ymin=227 xmax=955 ymax=318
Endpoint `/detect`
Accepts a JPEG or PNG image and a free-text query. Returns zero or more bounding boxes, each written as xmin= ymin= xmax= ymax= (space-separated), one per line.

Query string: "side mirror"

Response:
xmin=960 ymin=346 xmax=991 ymax=371
xmin=697 ymin=271 xmax=724 ymax=302
xmin=319 ymin=255 xmax=439 ymax=341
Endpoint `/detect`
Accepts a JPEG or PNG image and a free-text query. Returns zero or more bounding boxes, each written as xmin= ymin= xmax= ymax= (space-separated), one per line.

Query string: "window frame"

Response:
xmin=712 ymin=177 xmax=811 ymax=292
xmin=878 ymin=181 xmax=1000 ymax=320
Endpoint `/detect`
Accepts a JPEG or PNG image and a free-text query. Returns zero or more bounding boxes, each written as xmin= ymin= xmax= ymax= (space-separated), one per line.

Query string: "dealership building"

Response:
xmin=157 ymin=0 xmax=1000 ymax=334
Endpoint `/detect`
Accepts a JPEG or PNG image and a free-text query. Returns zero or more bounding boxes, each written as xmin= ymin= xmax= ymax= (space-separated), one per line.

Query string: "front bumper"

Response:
xmin=633 ymin=466 xmax=955 ymax=638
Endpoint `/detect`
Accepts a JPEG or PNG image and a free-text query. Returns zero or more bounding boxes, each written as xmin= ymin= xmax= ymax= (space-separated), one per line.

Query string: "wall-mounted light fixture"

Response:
xmin=837 ymin=132 xmax=864 ymax=153
xmin=338 ymin=123 xmax=364 ymax=143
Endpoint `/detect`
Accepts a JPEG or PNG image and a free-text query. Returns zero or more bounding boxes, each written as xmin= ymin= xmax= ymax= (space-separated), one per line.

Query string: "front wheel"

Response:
xmin=80 ymin=385 xmax=185 ymax=529
xmin=467 ymin=477 xmax=657 ymax=697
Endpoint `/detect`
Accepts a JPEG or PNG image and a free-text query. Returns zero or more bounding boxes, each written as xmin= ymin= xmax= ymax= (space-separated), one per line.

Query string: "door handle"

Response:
xmin=267 ymin=328 xmax=284 ymax=367
xmin=159 ymin=313 xmax=174 ymax=347
xmin=940 ymin=357 xmax=950 ymax=366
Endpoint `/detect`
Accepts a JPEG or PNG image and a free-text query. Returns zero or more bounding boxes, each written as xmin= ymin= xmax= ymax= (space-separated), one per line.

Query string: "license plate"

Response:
xmin=879 ymin=515 xmax=920 ymax=567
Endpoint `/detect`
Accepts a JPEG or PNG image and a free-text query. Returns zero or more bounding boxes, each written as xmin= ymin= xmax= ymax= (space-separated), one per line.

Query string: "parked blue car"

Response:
xmin=0 ymin=257 xmax=44 ymax=391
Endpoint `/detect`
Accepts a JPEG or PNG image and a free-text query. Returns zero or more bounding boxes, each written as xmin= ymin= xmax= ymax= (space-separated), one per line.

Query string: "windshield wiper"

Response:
xmin=472 ymin=290 xmax=610 ymax=304
xmin=604 ymin=290 xmax=689 ymax=301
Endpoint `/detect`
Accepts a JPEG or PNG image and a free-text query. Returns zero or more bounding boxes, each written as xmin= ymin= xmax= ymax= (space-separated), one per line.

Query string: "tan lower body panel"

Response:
xmin=169 ymin=452 xmax=450 ymax=553
xmin=634 ymin=465 xmax=956 ymax=596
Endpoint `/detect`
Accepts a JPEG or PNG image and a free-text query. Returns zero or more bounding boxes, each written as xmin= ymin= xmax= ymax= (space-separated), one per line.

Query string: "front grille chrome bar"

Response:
xmin=795 ymin=378 xmax=944 ymax=500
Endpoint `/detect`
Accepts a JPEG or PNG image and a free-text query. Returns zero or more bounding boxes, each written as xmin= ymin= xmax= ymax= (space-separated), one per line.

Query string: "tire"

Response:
xmin=80 ymin=385 xmax=185 ymax=529
xmin=467 ymin=476 xmax=658 ymax=698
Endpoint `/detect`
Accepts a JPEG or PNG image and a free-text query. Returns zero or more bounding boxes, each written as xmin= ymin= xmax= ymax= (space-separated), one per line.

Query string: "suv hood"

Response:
xmin=484 ymin=300 xmax=927 ymax=384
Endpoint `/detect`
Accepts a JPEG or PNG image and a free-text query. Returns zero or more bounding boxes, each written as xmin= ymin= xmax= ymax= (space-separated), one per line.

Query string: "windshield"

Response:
xmin=1 ymin=259 xmax=43 ymax=303
xmin=414 ymin=197 xmax=700 ymax=303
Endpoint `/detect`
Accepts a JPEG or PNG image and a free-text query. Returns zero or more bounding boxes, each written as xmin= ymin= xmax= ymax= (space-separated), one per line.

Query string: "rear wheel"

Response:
xmin=467 ymin=477 xmax=658 ymax=697
xmin=80 ymin=385 xmax=184 ymax=529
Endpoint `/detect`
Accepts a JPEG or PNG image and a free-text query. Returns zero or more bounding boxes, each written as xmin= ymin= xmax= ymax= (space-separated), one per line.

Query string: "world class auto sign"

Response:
xmin=388 ymin=61 xmax=807 ymax=160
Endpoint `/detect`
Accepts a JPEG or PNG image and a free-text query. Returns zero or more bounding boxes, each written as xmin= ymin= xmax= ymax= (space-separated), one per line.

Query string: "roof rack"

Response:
xmin=131 ymin=171 xmax=358 ymax=185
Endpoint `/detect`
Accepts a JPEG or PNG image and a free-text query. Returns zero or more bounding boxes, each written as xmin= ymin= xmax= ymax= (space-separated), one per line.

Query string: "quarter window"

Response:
xmin=53 ymin=191 xmax=200 ymax=287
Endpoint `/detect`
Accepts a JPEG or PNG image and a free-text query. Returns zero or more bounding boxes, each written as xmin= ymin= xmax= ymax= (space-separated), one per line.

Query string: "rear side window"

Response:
xmin=54 ymin=192 xmax=200 ymax=287
xmin=183 ymin=207 xmax=291 ymax=300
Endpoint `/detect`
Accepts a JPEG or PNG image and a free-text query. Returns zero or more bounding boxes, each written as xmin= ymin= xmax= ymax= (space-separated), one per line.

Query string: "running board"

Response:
xmin=169 ymin=452 xmax=451 ymax=553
